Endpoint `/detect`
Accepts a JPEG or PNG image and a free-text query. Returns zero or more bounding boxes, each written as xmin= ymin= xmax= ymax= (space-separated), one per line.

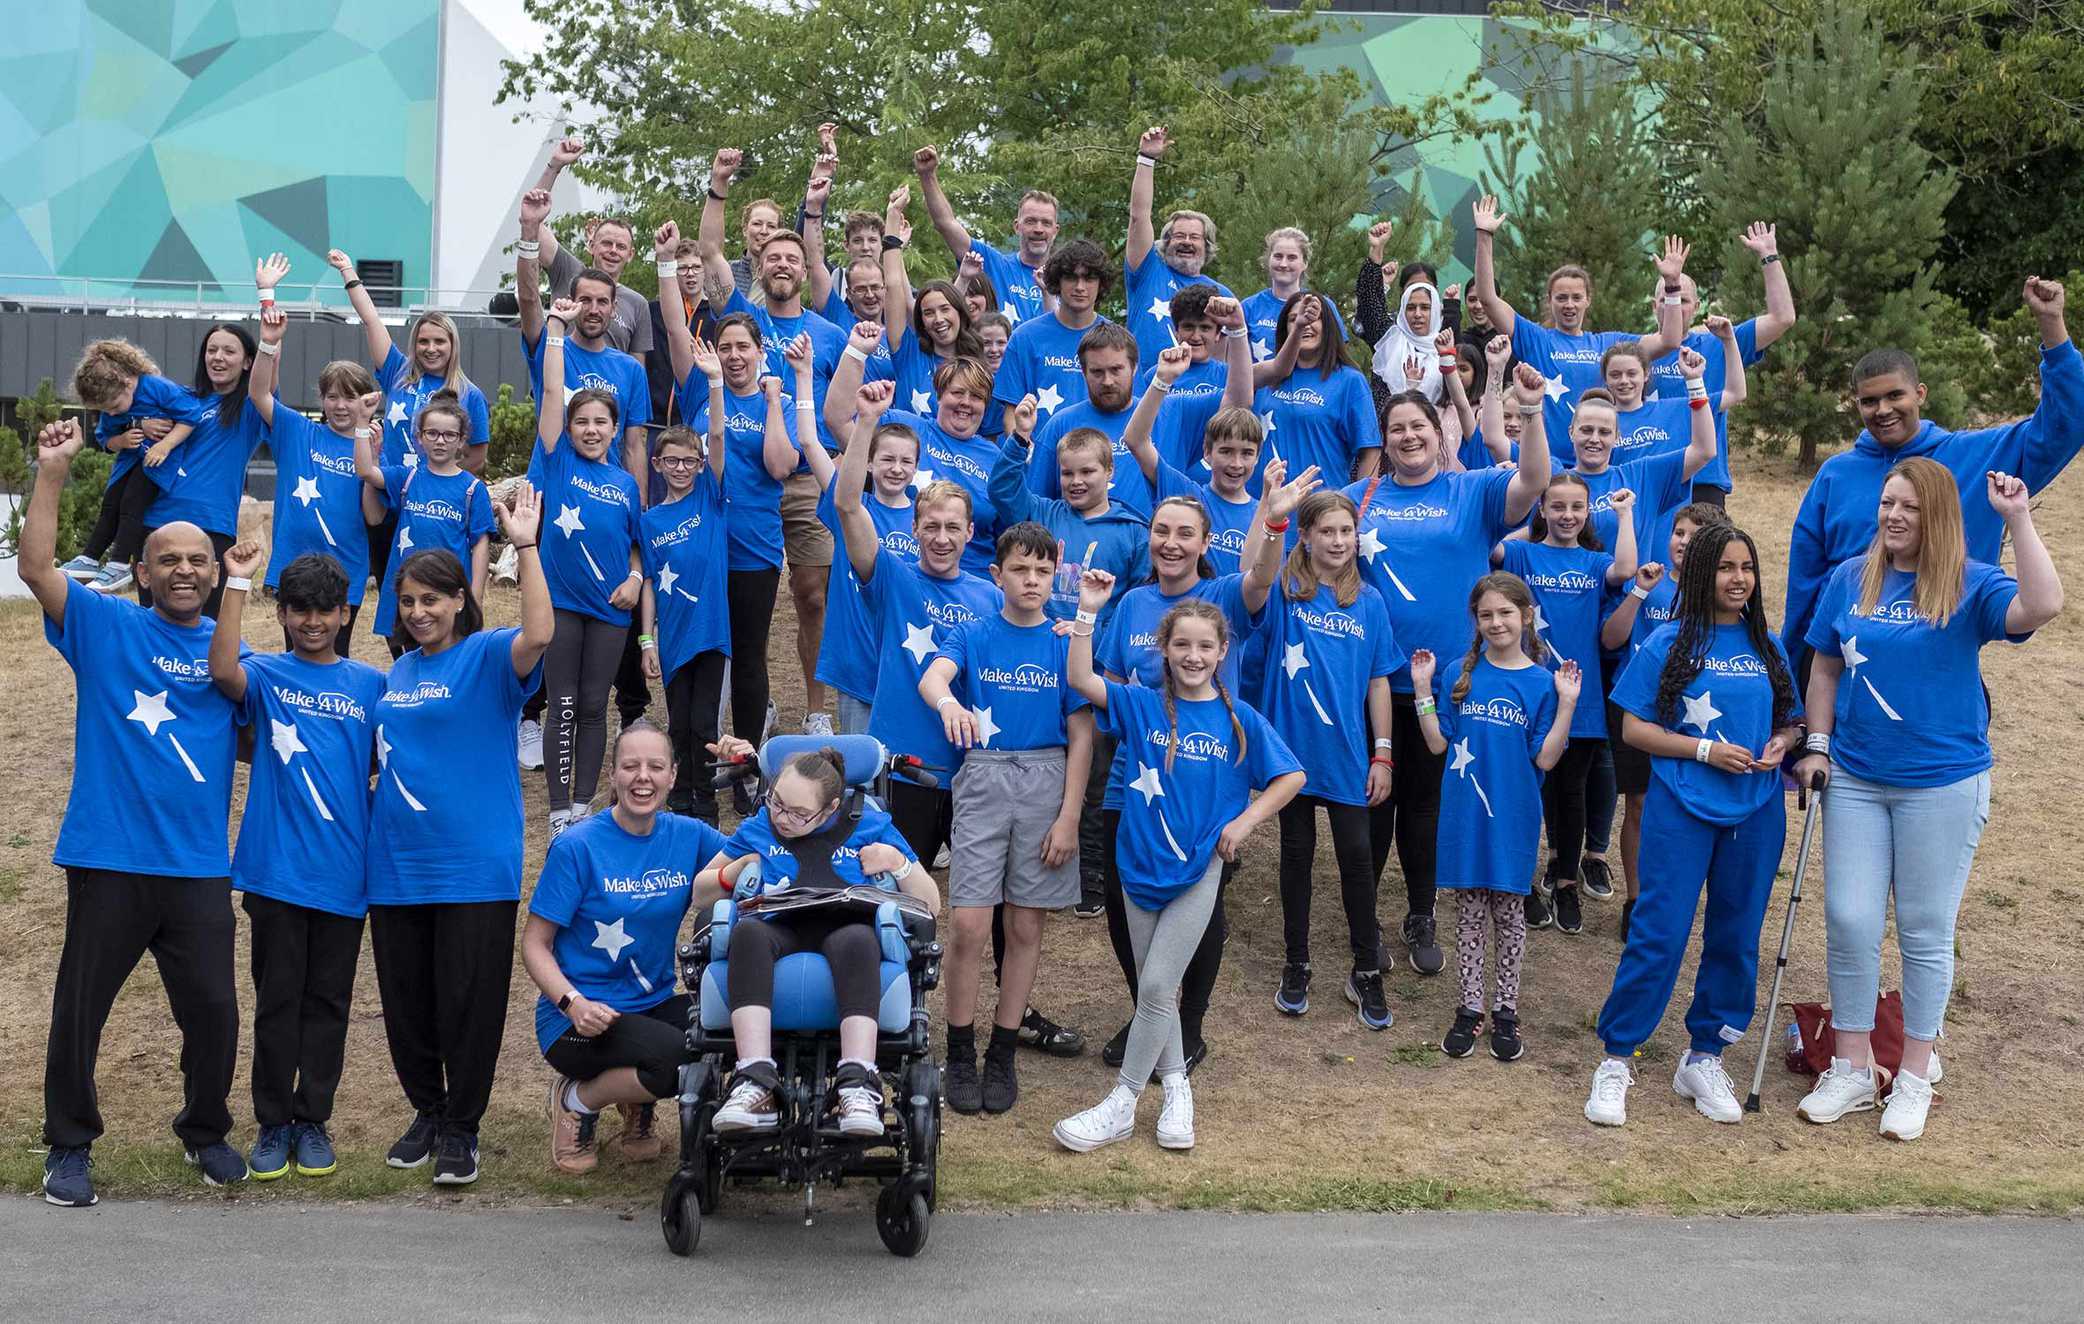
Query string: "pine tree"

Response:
xmin=1702 ymin=3 xmax=1959 ymax=466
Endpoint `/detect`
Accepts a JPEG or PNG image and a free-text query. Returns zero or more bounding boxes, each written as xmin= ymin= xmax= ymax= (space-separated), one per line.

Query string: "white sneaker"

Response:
xmin=1156 ymin=1075 xmax=1195 ymax=1150
xmin=1053 ymin=1086 xmax=1138 ymax=1153
xmin=1879 ymin=1068 xmax=1934 ymax=1142
xmin=714 ymin=1078 xmax=779 ymax=1134
xmin=518 ymin=718 xmax=545 ymax=770
xmin=58 ymin=553 xmax=102 ymax=581
xmin=1797 ymin=1057 xmax=1877 ymax=1123
xmin=1674 ymin=1054 xmax=1743 ymax=1124
xmin=1927 ymin=1049 xmax=1943 ymax=1084
xmin=547 ymin=807 xmax=574 ymax=841
xmin=1585 ymin=1057 xmax=1635 ymax=1127
xmin=803 ymin=710 xmax=835 ymax=737
xmin=834 ymin=1085 xmax=884 ymax=1137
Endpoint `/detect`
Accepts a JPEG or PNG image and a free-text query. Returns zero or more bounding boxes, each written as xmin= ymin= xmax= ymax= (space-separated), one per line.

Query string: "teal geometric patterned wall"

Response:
xmin=0 ymin=0 xmax=439 ymax=303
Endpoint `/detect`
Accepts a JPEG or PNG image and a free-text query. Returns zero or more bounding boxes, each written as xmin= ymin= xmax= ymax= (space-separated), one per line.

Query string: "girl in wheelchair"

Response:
xmin=694 ymin=738 xmax=942 ymax=1138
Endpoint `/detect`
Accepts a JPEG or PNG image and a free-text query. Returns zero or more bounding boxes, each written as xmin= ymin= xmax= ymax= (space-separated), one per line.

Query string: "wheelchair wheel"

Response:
xmin=698 ymin=1136 xmax=724 ymax=1214
xmin=903 ymin=1060 xmax=941 ymax=1212
xmin=875 ymin=1185 xmax=931 ymax=1258
xmin=661 ymin=1183 xmax=701 ymax=1257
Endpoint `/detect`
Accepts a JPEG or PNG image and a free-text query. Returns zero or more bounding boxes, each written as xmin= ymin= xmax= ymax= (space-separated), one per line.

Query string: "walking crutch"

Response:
xmin=1745 ymin=775 xmax=1824 ymax=1112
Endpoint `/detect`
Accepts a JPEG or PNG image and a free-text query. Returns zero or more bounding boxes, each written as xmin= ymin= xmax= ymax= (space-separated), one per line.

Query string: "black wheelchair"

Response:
xmin=661 ymin=735 xmax=946 ymax=1257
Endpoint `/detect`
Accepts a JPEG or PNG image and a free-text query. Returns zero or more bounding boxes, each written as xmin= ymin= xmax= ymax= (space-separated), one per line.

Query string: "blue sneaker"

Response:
xmin=1345 ymin=969 xmax=1394 ymax=1031
xmin=1274 ymin=962 xmax=1311 ymax=1016
xmin=185 ymin=1140 xmax=249 ymax=1187
xmin=57 ymin=554 xmax=102 ymax=581
xmin=293 ymin=1122 xmax=338 ymax=1177
xmin=249 ymin=1124 xmax=293 ymax=1181
xmin=42 ymin=1146 xmax=96 ymax=1207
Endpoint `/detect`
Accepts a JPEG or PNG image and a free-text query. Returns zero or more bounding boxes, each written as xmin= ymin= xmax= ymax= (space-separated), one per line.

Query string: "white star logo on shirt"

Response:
xmin=127 ymin=688 xmax=175 ymax=737
xmin=1681 ymin=689 xmax=1723 ymax=735
xmin=1357 ymin=526 xmax=1385 ymax=564
xmin=270 ymin=718 xmax=309 ymax=764
xmin=1130 ymin=762 xmax=1166 ymax=805
xmin=912 ymin=466 xmax=936 ymax=489
xmin=657 ymin=563 xmax=680 ymax=598
xmin=1259 ymin=409 xmax=1278 ymax=437
xmin=554 ymin=504 xmax=586 ymax=538
xmin=293 ymin=475 xmax=322 ymax=507
xmin=1532 ymin=604 xmax=1551 ymax=635
xmin=902 ymin=621 xmax=936 ymax=665
xmin=1035 ymin=384 xmax=1064 ymax=415
xmin=910 ymin=388 xmax=932 ymax=412
xmin=376 ymin=725 xmax=394 ymax=768
xmin=1450 ymin=737 xmax=1494 ymax=817
xmin=1543 ymin=373 xmax=1569 ymax=402
xmin=972 ymin=706 xmax=1000 ymax=748
xmin=396 ymin=523 xmax=414 ymax=554
xmin=1251 ymin=338 xmax=1272 ymax=362
xmin=592 ymin=917 xmax=635 ymax=962
xmin=563 ymin=381 xmax=579 ymax=405
xmin=1841 ymin=635 xmax=1903 ymax=720
xmin=1147 ymin=297 xmax=1172 ymax=323
xmin=387 ymin=399 xmax=409 ymax=426
xmin=1842 ymin=634 xmax=1869 ymax=670
xmin=1281 ymin=641 xmax=1310 ymax=680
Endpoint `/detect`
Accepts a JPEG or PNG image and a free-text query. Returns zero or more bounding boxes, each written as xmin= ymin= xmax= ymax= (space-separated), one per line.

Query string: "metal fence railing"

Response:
xmin=0 ymin=273 xmax=516 ymax=326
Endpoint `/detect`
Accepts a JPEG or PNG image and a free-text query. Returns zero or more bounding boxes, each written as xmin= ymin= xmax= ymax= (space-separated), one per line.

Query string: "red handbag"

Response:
xmin=1785 ymin=992 xmax=1908 ymax=1088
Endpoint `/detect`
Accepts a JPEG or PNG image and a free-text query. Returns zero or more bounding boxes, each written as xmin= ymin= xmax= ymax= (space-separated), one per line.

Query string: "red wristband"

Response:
xmin=1265 ymin=518 xmax=1290 ymax=533
xmin=1689 ymin=397 xmax=1709 ymax=411
xmin=1371 ymin=754 xmax=1394 ymax=768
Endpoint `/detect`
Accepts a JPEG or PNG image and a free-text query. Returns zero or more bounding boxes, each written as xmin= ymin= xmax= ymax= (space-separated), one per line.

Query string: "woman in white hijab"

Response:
xmin=1373 ymin=281 xmax=1444 ymax=401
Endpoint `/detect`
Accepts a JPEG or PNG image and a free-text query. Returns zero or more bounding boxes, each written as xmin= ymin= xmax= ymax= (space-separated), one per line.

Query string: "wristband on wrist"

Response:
xmin=1371 ymin=754 xmax=1394 ymax=768
xmin=1695 ymin=737 xmax=1714 ymax=764
xmin=255 ymin=340 xmax=280 ymax=357
xmin=1517 ymin=402 xmax=1541 ymax=416
xmin=656 ymin=260 xmax=678 ymax=278
xmin=514 ymin=239 xmax=540 ymax=258
xmin=258 ymin=288 xmax=276 ymax=308
xmin=1628 ymin=582 xmax=1650 ymax=601
xmin=1689 ymin=397 xmax=1710 ymax=411
xmin=1760 ymin=253 xmax=1781 ymax=266
xmin=1373 ymin=737 xmax=1393 ymax=751
xmin=343 ymin=278 xmax=364 ymax=291
xmin=890 ymin=857 xmax=915 ymax=883
xmin=1687 ymin=378 xmax=1709 ymax=400
xmin=1803 ymin=731 xmax=1831 ymax=755
xmin=354 ymin=426 xmax=374 ymax=440
xmin=1149 ymin=378 xmax=1171 ymax=394
xmin=1415 ymin=699 xmax=1437 ymax=716
xmin=546 ymin=334 xmax=566 ymax=349
xmin=1136 ymin=154 xmax=1159 ymax=170
xmin=707 ymin=187 xmax=727 ymax=202
xmin=626 ymin=570 xmax=643 ymax=582
xmin=510 ymin=541 xmax=537 ymax=550
xmin=1069 ymin=624 xmax=1094 ymax=637
xmin=935 ymin=695 xmax=959 ymax=710
xmin=882 ymin=235 xmax=907 ymax=252
xmin=1264 ymin=518 xmax=1290 ymax=533
xmin=1074 ymin=609 xmax=1098 ymax=626
xmin=637 ymin=633 xmax=656 ymax=648
xmin=842 ymin=345 xmax=868 ymax=364
xmin=1661 ymin=294 xmax=1682 ymax=306
xmin=803 ymin=210 xmax=824 ymax=221
xmin=224 ymin=575 xmax=253 ymax=593
xmin=1219 ymin=326 xmax=1246 ymax=339
xmin=1439 ymin=356 xmax=1458 ymax=368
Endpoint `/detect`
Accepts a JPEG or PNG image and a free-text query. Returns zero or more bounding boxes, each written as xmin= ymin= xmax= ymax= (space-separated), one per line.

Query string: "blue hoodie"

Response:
xmin=1784 ymin=339 xmax=2084 ymax=655
xmin=989 ymin=434 xmax=1152 ymax=627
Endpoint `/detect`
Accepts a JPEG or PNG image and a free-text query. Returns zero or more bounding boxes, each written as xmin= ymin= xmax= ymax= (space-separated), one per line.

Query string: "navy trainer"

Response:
xmin=185 ymin=1140 xmax=250 ymax=1187
xmin=42 ymin=1146 xmax=96 ymax=1207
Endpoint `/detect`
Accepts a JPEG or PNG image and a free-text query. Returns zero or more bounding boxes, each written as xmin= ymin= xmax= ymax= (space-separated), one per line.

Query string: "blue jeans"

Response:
xmin=1822 ymin=768 xmax=1990 ymax=1042
xmin=836 ymin=692 xmax=872 ymax=736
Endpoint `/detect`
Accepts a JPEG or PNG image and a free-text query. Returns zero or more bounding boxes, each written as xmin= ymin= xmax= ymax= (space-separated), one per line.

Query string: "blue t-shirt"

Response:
xmin=723 ymin=799 xmax=916 ymax=896
xmin=263 ymin=409 xmax=370 ymax=606
xmin=1611 ymin=620 xmax=1800 ymax=826
xmin=94 ymin=373 xmax=206 ymax=488
xmin=524 ymin=331 xmax=650 ymax=435
xmin=1501 ymin=540 xmax=1615 ymax=739
xmin=684 ymin=381 xmax=800 ymax=572
xmin=1097 ymin=680 xmax=1298 ymax=908
xmin=1348 ymin=466 xmax=1516 ymax=691
xmin=376 ymin=344 xmax=492 ymax=469
xmin=723 ymin=291 xmax=849 ymax=452
xmin=368 ymin=627 xmax=542 ymax=904
xmin=1241 ymin=289 xmax=1347 ymax=364
xmin=1140 ymin=359 xmax=1233 ymax=477
xmin=1805 ymin=558 xmax=2027 ymax=789
xmin=995 ymin=313 xmax=1105 ymax=421
xmin=1153 ymin=463 xmax=1255 ymax=576
xmin=145 ymin=392 xmax=265 ymax=536
xmin=1253 ymin=580 xmax=1402 ymax=805
xmin=1124 ymin=250 xmax=1233 ymax=367
xmin=1509 ymin=321 xmax=1633 ymax=463
xmin=1097 ymin=574 xmax=1262 ymax=695
xmin=1029 ymin=399 xmax=1154 ymax=518
xmin=937 ymin=612 xmax=1087 ymax=751
xmin=892 ymin=336 xmax=945 ymax=417
xmin=1433 ymin=656 xmax=1558 ymax=895
xmin=1569 ymin=451 xmax=1691 ymax=562
xmin=529 ymin=810 xmax=727 ymax=1051
xmin=883 ymin=408 xmax=1001 ymax=572
xmin=641 ymin=476 xmax=734 ymax=680
xmin=812 ymin=291 xmax=898 ymax=387
xmin=1609 ymin=395 xmax=1720 ymax=471
xmin=816 ymin=485 xmax=917 ymax=703
xmin=45 ymin=581 xmax=235 ymax=878
xmin=1254 ymin=369 xmax=1380 ymax=488
xmin=863 ymin=552 xmax=1002 ymax=787
xmin=1624 ymin=573 xmax=1682 ymax=659
xmin=232 ymin=652 xmax=385 ymax=917
xmin=528 ymin=440 xmax=642 ymax=626
xmin=370 ymin=466 xmax=496 ymax=636
xmin=969 ymin=239 xmax=1047 ymax=327
xmin=989 ymin=436 xmax=1152 ymax=624
xmin=1648 ymin=320 xmax=1763 ymax=491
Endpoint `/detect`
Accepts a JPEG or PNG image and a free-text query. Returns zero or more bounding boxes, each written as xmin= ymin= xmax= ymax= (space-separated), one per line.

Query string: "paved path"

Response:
xmin=2 ymin=1197 xmax=2072 ymax=1320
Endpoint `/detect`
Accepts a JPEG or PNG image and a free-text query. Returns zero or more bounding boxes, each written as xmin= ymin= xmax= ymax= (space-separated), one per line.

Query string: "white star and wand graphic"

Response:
xmin=1147 ymin=297 xmax=1172 ymax=323
xmin=902 ymin=621 xmax=937 ymax=666
xmin=1130 ymin=762 xmax=1189 ymax=861
xmin=376 ymin=725 xmax=427 ymax=812
xmin=395 ymin=523 xmax=415 ymax=555
xmin=1543 ymin=373 xmax=1569 ymax=403
xmin=292 ymin=475 xmax=337 ymax=547
xmin=1251 ymin=338 xmax=1272 ymax=362
xmin=910 ymin=388 xmax=933 ymax=412
xmin=1357 ymin=525 xmax=1417 ymax=602
xmin=1281 ymin=641 xmax=1336 ymax=726
xmin=1034 ymin=384 xmax=1063 ymax=416
xmin=1450 ymin=738 xmax=1493 ymax=817
xmin=127 ymin=689 xmax=205 ymax=783
xmin=1681 ymin=689 xmax=1726 ymax=743
xmin=387 ymin=399 xmax=409 ymax=426
xmin=1841 ymin=635 xmax=1903 ymax=721
xmin=971 ymin=706 xmax=1000 ymax=748
xmin=270 ymin=718 xmax=334 ymax=822
xmin=656 ymin=563 xmax=699 ymax=605
xmin=554 ymin=504 xmax=608 ymax=581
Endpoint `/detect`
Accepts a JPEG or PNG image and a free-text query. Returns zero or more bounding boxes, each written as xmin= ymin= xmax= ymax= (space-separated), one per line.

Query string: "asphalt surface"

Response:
xmin=2 ymin=1197 xmax=2074 ymax=1320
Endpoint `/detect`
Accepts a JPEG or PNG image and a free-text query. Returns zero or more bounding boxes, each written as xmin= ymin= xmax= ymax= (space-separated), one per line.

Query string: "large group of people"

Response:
xmin=22 ymin=120 xmax=2076 ymax=1208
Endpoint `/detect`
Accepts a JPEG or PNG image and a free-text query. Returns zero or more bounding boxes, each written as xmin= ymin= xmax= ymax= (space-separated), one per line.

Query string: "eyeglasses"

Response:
xmin=656 ymin=456 xmax=702 ymax=471
xmin=420 ymin=429 xmax=462 ymax=443
xmin=764 ymin=790 xmax=833 ymax=826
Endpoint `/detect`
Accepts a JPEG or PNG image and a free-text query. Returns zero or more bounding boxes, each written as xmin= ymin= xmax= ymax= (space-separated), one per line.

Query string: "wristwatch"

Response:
xmin=557 ymin=990 xmax=580 ymax=1013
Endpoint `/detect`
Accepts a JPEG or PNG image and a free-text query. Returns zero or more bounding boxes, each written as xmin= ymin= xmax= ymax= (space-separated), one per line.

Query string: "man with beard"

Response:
xmin=24 ymin=419 xmax=248 ymax=1206
xmin=525 ymin=138 xmax=653 ymax=355
xmin=913 ymin=144 xmax=1058 ymax=327
xmin=1123 ymin=126 xmax=1232 ymax=368
xmin=701 ymin=148 xmax=850 ymax=734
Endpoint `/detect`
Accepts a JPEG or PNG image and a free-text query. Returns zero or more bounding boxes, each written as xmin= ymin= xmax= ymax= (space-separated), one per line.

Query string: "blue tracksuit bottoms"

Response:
xmin=1596 ymin=780 xmax=1786 ymax=1058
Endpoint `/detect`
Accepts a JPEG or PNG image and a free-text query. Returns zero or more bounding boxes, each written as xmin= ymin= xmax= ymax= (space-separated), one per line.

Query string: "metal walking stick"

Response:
xmin=1746 ymin=775 xmax=1824 ymax=1113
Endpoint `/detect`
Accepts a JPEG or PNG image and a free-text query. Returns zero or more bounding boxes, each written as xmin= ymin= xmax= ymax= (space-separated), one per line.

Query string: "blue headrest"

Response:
xmin=760 ymin=734 xmax=887 ymax=788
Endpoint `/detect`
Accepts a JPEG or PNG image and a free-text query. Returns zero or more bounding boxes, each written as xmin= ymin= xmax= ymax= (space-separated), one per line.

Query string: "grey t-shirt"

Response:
xmin=547 ymin=247 xmax=653 ymax=354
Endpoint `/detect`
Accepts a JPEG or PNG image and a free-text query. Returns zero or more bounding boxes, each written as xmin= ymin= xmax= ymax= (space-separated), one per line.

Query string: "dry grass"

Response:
xmin=2 ymin=450 xmax=2081 ymax=1216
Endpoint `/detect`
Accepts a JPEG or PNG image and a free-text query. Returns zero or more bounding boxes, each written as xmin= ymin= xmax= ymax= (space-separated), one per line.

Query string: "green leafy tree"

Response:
xmin=484 ymin=383 xmax=539 ymax=483
xmin=1217 ymin=84 xmax=1382 ymax=325
xmin=1 ymin=381 xmax=95 ymax=562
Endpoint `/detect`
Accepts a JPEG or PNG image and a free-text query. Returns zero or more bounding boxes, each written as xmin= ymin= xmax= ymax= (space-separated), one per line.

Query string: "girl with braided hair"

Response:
xmin=1410 ymin=573 xmax=1579 ymax=1062
xmin=1057 ymin=577 xmax=1304 ymax=1154
xmin=1585 ymin=523 xmax=1803 ymax=1129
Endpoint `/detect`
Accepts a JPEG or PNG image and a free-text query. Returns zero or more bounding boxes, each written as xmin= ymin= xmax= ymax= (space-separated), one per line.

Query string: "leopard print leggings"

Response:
xmin=1454 ymin=888 xmax=1528 ymax=1013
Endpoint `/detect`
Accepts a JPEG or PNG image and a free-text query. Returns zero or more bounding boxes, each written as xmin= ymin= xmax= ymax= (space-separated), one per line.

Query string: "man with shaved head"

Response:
xmin=21 ymin=419 xmax=248 ymax=1207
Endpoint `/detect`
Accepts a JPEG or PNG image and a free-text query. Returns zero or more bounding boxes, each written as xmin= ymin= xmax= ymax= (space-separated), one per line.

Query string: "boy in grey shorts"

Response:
xmin=918 ymin=522 xmax=1094 ymax=1117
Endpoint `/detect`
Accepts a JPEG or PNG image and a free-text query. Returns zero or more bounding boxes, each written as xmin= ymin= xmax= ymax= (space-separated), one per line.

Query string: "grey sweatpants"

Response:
xmin=1117 ymin=859 xmax=1224 ymax=1094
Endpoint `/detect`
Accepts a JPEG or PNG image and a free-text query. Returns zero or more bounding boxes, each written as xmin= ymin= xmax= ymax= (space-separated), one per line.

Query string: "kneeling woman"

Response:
xmin=694 ymin=741 xmax=939 ymax=1138
xmin=1585 ymin=522 xmax=1802 ymax=1128
xmin=524 ymin=722 xmax=728 ymax=1174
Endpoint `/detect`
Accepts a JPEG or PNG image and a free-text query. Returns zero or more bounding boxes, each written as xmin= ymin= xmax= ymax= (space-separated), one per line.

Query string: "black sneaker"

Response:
xmin=1618 ymin=899 xmax=1635 ymax=945
xmin=1017 ymin=1007 xmax=1085 ymax=1057
xmin=1275 ymin=961 xmax=1311 ymax=1016
xmin=1524 ymin=889 xmax=1554 ymax=931
xmin=184 ymin=1141 xmax=249 ymax=1187
xmin=42 ymin=1145 xmax=96 ymax=1207
xmin=387 ymin=1112 xmax=443 ymax=1168
xmin=1344 ymin=969 xmax=1393 ymax=1031
xmin=431 ymin=1128 xmax=479 ymax=1185
xmin=1442 ymin=1007 xmax=1484 ymax=1059
xmin=1102 ymin=1020 xmax=1132 ymax=1068
xmin=944 ymin=1053 xmax=983 ymax=1114
xmin=731 ymin=780 xmax=757 ymax=817
xmin=1581 ymin=856 xmax=1615 ymax=899
xmin=981 ymin=1053 xmax=1018 ymax=1114
xmin=1073 ymin=892 xmax=1105 ymax=918
xmin=1554 ymin=884 xmax=1584 ymax=935
xmin=1489 ymin=1007 xmax=1524 ymax=1061
xmin=1181 ymin=1036 xmax=1208 ymax=1077
xmin=1401 ymin=913 xmax=1444 ymax=975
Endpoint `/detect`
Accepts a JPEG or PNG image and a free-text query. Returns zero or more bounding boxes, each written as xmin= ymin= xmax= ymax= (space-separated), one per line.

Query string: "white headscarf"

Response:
xmin=1372 ymin=281 xmax=1443 ymax=402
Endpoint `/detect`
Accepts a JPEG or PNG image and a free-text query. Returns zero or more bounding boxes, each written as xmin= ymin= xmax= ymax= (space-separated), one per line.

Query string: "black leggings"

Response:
xmin=1100 ymin=808 xmax=1230 ymax=1042
xmin=367 ymin=511 xmax=399 ymax=601
xmin=726 ymin=914 xmax=884 ymax=1023
xmin=82 ymin=463 xmax=156 ymax=563
xmin=282 ymin=604 xmax=363 ymax=664
xmin=137 ymin=528 xmax=237 ymax=620
xmin=1278 ymin=795 xmax=1381 ymax=969
xmin=1370 ymin=694 xmax=1444 ymax=918
xmin=614 ymin=619 xmax=652 ymax=726
xmin=543 ymin=608 xmax=629 ymax=812
xmin=367 ymin=900 xmax=516 ymax=1135
xmin=1540 ymin=737 xmax=1606 ymax=885
xmin=665 ymin=651 xmax=728 ymax=819
xmin=1076 ymin=732 xmax=1117 ymax=899
xmin=542 ymin=993 xmax=694 ymax=1100
xmin=726 ymin=568 xmax=781 ymax=742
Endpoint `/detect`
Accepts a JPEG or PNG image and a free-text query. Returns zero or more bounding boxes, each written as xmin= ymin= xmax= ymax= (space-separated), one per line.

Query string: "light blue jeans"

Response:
xmin=1821 ymin=768 xmax=1991 ymax=1042
xmin=836 ymin=693 xmax=873 ymax=736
